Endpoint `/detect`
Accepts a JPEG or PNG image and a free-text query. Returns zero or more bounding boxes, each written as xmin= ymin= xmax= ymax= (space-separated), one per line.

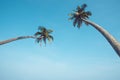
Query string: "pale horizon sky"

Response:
xmin=0 ymin=0 xmax=120 ymax=80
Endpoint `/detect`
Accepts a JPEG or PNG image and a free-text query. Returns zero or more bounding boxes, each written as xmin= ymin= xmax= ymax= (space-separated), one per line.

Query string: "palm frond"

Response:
xmin=81 ymin=4 xmax=87 ymax=11
xmin=34 ymin=32 xmax=42 ymax=36
xmin=68 ymin=13 xmax=75 ymax=20
xmin=47 ymin=29 xmax=53 ymax=33
xmin=68 ymin=13 xmax=73 ymax=17
xmin=38 ymin=26 xmax=46 ymax=32
xmin=69 ymin=17 xmax=74 ymax=20
xmin=43 ymin=37 xmax=46 ymax=44
xmin=36 ymin=37 xmax=42 ymax=43
xmin=47 ymin=35 xmax=54 ymax=42
xmin=77 ymin=19 xmax=82 ymax=28
xmin=73 ymin=18 xmax=78 ymax=27
xmin=86 ymin=11 xmax=92 ymax=16
xmin=77 ymin=6 xmax=81 ymax=11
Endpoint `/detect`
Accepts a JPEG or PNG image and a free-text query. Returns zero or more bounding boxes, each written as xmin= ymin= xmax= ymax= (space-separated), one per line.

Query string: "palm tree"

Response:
xmin=69 ymin=4 xmax=120 ymax=57
xmin=34 ymin=26 xmax=54 ymax=45
xmin=0 ymin=26 xmax=53 ymax=45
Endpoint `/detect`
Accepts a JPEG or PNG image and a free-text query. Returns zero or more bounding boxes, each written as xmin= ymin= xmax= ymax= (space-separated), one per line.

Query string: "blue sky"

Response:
xmin=0 ymin=0 xmax=120 ymax=80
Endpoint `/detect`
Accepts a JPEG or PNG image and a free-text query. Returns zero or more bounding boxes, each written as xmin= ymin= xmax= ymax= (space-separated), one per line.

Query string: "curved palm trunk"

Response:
xmin=0 ymin=36 xmax=35 ymax=45
xmin=83 ymin=19 xmax=120 ymax=57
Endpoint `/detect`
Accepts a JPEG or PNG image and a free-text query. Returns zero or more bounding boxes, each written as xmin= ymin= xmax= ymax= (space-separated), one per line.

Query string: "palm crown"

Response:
xmin=34 ymin=26 xmax=53 ymax=45
xmin=69 ymin=4 xmax=92 ymax=28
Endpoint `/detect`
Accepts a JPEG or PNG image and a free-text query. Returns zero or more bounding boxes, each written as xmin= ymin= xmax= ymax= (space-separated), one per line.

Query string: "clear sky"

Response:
xmin=0 ymin=0 xmax=120 ymax=80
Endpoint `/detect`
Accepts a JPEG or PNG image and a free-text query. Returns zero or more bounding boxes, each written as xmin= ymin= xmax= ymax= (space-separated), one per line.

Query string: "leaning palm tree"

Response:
xmin=0 ymin=26 xmax=53 ymax=45
xmin=69 ymin=4 xmax=120 ymax=57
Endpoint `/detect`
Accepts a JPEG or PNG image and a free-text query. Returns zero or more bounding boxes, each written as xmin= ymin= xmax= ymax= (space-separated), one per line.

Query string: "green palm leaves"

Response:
xmin=34 ymin=26 xmax=54 ymax=45
xmin=69 ymin=4 xmax=92 ymax=28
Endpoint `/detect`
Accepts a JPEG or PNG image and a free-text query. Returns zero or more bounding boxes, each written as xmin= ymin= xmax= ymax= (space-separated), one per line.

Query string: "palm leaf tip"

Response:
xmin=77 ymin=6 xmax=81 ymax=10
xmin=68 ymin=13 xmax=72 ymax=17
xmin=47 ymin=35 xmax=54 ymax=42
xmin=43 ymin=37 xmax=46 ymax=44
xmin=81 ymin=4 xmax=87 ymax=8
xmin=48 ymin=29 xmax=53 ymax=33
xmin=86 ymin=11 xmax=92 ymax=16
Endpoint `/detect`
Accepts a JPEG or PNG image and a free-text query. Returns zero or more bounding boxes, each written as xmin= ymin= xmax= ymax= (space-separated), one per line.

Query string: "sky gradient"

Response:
xmin=0 ymin=0 xmax=120 ymax=80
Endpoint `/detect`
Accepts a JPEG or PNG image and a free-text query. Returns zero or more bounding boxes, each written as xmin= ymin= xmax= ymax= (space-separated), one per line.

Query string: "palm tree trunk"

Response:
xmin=0 ymin=36 xmax=35 ymax=45
xmin=82 ymin=19 xmax=120 ymax=57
